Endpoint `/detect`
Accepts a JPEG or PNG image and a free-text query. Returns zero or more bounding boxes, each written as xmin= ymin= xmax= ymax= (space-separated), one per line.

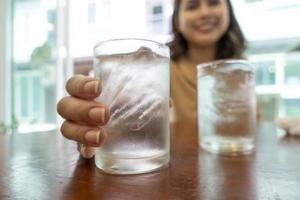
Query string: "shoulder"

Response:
xmin=170 ymin=59 xmax=180 ymax=69
xmin=170 ymin=59 xmax=180 ymax=75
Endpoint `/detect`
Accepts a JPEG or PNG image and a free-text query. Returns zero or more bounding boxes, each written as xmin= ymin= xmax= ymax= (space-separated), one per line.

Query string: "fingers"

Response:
xmin=289 ymin=125 xmax=300 ymax=136
xmin=77 ymin=143 xmax=96 ymax=159
xmin=275 ymin=117 xmax=300 ymax=130
xmin=61 ymin=121 xmax=106 ymax=147
xmin=57 ymin=96 xmax=109 ymax=125
xmin=66 ymin=75 xmax=101 ymax=100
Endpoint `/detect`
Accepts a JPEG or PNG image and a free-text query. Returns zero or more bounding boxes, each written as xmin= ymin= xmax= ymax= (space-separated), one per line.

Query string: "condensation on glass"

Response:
xmin=197 ymin=60 xmax=257 ymax=155
xmin=94 ymin=38 xmax=170 ymax=174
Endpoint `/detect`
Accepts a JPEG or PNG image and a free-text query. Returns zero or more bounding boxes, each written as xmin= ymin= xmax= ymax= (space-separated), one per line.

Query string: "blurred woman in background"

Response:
xmin=57 ymin=0 xmax=247 ymax=158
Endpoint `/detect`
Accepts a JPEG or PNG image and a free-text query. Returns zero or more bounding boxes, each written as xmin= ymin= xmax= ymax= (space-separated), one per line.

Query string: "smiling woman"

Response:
xmin=168 ymin=0 xmax=246 ymax=122
xmin=168 ymin=0 xmax=246 ymax=61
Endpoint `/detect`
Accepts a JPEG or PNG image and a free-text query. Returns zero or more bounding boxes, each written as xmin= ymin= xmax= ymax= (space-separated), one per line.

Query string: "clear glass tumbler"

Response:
xmin=197 ymin=59 xmax=257 ymax=155
xmin=93 ymin=39 xmax=170 ymax=174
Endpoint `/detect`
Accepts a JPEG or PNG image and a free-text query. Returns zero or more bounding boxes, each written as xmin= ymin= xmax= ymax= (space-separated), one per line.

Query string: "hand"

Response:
xmin=276 ymin=117 xmax=300 ymax=136
xmin=57 ymin=75 xmax=110 ymax=158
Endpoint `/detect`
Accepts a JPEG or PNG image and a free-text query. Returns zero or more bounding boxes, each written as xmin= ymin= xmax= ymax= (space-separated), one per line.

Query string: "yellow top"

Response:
xmin=170 ymin=60 xmax=198 ymax=123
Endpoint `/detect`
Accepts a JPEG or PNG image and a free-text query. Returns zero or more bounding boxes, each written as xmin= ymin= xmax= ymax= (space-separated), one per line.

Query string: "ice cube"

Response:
xmin=94 ymin=46 xmax=169 ymax=131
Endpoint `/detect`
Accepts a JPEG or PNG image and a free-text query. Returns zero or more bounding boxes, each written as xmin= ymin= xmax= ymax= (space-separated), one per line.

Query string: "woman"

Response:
xmin=168 ymin=0 xmax=245 ymax=122
xmin=57 ymin=0 xmax=246 ymax=158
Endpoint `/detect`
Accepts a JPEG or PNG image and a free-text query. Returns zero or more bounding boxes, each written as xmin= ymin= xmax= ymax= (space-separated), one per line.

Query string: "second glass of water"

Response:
xmin=197 ymin=60 xmax=257 ymax=155
xmin=93 ymin=39 xmax=170 ymax=174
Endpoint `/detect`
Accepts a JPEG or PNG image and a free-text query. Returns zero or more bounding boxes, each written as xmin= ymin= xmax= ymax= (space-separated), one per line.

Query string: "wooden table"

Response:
xmin=1 ymin=122 xmax=300 ymax=200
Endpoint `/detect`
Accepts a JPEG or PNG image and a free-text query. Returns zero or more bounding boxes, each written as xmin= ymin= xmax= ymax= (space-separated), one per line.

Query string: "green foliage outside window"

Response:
xmin=29 ymin=42 xmax=52 ymax=69
xmin=0 ymin=122 xmax=5 ymax=134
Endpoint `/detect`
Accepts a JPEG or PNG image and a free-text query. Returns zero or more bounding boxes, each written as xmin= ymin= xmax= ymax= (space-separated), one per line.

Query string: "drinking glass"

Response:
xmin=93 ymin=39 xmax=170 ymax=174
xmin=197 ymin=59 xmax=257 ymax=155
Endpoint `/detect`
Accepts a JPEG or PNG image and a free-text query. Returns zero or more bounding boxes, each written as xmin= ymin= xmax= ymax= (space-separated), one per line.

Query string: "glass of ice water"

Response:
xmin=93 ymin=38 xmax=170 ymax=174
xmin=197 ymin=59 xmax=257 ymax=155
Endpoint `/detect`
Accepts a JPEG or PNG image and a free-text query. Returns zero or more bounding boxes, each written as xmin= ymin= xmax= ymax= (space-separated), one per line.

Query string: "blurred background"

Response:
xmin=1 ymin=0 xmax=300 ymax=134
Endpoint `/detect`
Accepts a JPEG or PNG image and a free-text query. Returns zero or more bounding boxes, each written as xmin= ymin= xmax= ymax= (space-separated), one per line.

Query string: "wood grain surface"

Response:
xmin=1 ymin=122 xmax=300 ymax=200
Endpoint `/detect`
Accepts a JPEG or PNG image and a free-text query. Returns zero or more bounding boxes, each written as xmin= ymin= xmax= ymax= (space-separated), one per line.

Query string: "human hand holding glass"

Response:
xmin=58 ymin=39 xmax=170 ymax=174
xmin=57 ymin=75 xmax=110 ymax=158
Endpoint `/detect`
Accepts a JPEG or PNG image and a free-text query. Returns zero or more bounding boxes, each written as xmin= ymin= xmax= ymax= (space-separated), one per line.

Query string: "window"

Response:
xmin=284 ymin=99 xmax=300 ymax=116
xmin=250 ymin=53 xmax=300 ymax=119
xmin=257 ymin=94 xmax=280 ymax=121
xmin=284 ymin=53 xmax=300 ymax=85
xmin=234 ymin=0 xmax=300 ymax=120
xmin=144 ymin=0 xmax=172 ymax=37
xmin=153 ymin=5 xmax=163 ymax=15
xmin=70 ymin=0 xmax=173 ymax=58
xmin=254 ymin=61 xmax=276 ymax=85
xmin=151 ymin=5 xmax=163 ymax=23
xmin=0 ymin=0 xmax=9 ymax=132
xmin=11 ymin=0 xmax=58 ymax=133
xmin=148 ymin=4 xmax=164 ymax=34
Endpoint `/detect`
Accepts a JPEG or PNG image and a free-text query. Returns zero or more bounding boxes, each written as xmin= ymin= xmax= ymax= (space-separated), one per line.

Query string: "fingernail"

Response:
xmin=80 ymin=144 xmax=95 ymax=158
xmin=85 ymin=129 xmax=101 ymax=145
xmin=84 ymin=80 xmax=99 ymax=95
xmin=89 ymin=107 xmax=105 ymax=123
xmin=80 ymin=144 xmax=87 ymax=157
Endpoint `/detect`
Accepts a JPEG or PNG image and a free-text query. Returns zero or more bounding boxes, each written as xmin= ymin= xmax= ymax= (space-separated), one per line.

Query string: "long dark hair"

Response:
xmin=167 ymin=0 xmax=246 ymax=61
